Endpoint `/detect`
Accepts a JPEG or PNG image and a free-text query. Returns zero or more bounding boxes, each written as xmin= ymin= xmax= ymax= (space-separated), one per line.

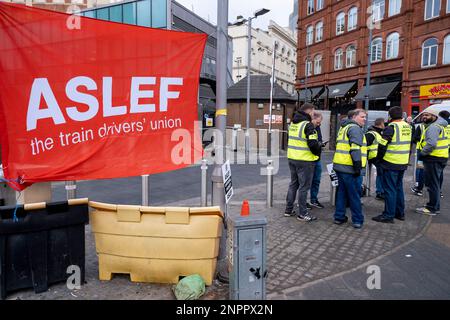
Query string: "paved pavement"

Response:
xmin=6 ymin=151 xmax=450 ymax=300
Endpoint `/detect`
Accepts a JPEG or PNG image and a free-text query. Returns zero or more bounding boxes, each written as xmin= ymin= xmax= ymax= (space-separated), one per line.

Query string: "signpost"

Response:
xmin=221 ymin=160 xmax=233 ymax=204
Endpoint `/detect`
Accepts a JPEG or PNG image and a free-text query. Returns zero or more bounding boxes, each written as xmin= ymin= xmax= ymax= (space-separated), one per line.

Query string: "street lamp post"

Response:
xmin=213 ymin=0 xmax=229 ymax=283
xmin=364 ymin=2 xmax=375 ymax=197
xmin=233 ymin=8 xmax=270 ymax=163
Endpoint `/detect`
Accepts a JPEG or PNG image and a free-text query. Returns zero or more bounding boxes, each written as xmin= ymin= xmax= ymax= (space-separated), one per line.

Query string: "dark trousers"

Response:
xmin=424 ymin=161 xmax=446 ymax=212
xmin=375 ymin=165 xmax=384 ymax=195
xmin=381 ymin=169 xmax=405 ymax=219
xmin=286 ymin=160 xmax=315 ymax=216
xmin=334 ymin=172 xmax=364 ymax=225
xmin=310 ymin=160 xmax=322 ymax=202
xmin=416 ymin=168 xmax=424 ymax=190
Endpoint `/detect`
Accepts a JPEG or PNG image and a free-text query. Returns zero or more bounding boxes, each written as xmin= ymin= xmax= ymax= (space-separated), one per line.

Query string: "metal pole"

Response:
xmin=330 ymin=181 xmax=336 ymax=206
xmin=65 ymin=181 xmax=77 ymax=200
xmin=363 ymin=12 xmax=373 ymax=197
xmin=201 ymin=159 xmax=208 ymax=207
xmin=268 ymin=40 xmax=277 ymax=157
xmin=214 ymin=0 xmax=229 ymax=283
xmin=245 ymin=18 xmax=252 ymax=164
xmin=141 ymin=175 xmax=149 ymax=206
xmin=266 ymin=160 xmax=274 ymax=207
xmin=304 ymin=43 xmax=309 ymax=103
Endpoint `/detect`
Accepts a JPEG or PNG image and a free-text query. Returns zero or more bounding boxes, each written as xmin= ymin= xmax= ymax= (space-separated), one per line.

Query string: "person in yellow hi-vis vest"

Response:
xmin=365 ymin=118 xmax=385 ymax=200
xmin=438 ymin=110 xmax=450 ymax=198
xmin=415 ymin=110 xmax=449 ymax=215
xmin=332 ymin=109 xmax=367 ymax=229
xmin=285 ymin=103 xmax=321 ymax=222
xmin=372 ymin=107 xmax=412 ymax=223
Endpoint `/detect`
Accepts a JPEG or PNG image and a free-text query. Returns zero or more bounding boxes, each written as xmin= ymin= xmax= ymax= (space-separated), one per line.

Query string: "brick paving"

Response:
xmin=6 ymin=155 xmax=450 ymax=300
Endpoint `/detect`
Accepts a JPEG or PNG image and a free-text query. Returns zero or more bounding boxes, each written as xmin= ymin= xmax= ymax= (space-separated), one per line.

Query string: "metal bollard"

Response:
xmin=266 ymin=160 xmax=274 ymax=208
xmin=364 ymin=164 xmax=372 ymax=197
xmin=141 ymin=175 xmax=149 ymax=206
xmin=330 ymin=181 xmax=336 ymax=206
xmin=201 ymin=159 xmax=208 ymax=207
xmin=65 ymin=181 xmax=77 ymax=200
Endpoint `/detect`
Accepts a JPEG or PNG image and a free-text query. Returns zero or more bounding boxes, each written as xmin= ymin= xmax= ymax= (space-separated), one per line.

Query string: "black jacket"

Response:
xmin=292 ymin=111 xmax=321 ymax=157
xmin=365 ymin=126 xmax=383 ymax=146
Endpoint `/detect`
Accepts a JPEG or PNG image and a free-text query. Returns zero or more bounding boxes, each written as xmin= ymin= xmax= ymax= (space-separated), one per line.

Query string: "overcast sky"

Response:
xmin=175 ymin=0 xmax=295 ymax=30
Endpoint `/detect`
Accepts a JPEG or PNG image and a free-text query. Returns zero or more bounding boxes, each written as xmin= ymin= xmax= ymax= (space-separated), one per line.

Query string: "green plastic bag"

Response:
xmin=173 ymin=274 xmax=206 ymax=300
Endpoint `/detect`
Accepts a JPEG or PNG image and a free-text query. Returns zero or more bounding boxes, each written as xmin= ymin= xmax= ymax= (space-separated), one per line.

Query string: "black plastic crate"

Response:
xmin=0 ymin=200 xmax=89 ymax=299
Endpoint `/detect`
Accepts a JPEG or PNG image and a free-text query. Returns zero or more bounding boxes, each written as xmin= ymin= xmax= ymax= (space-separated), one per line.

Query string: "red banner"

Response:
xmin=0 ymin=3 xmax=206 ymax=190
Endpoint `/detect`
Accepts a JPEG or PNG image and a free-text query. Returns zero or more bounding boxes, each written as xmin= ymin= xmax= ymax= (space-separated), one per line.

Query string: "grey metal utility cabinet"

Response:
xmin=228 ymin=215 xmax=267 ymax=300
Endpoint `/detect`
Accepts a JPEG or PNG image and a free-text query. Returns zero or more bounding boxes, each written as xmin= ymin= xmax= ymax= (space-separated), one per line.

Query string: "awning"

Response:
xmin=318 ymin=81 xmax=356 ymax=99
xmin=296 ymin=86 xmax=324 ymax=100
xmin=354 ymin=81 xmax=400 ymax=100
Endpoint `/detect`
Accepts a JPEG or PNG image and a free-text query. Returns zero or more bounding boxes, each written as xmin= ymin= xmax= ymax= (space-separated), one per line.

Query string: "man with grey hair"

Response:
xmin=333 ymin=109 xmax=367 ymax=229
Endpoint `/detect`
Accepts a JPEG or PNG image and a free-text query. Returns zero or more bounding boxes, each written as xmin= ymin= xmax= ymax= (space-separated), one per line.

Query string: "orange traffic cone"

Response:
xmin=241 ymin=199 xmax=250 ymax=216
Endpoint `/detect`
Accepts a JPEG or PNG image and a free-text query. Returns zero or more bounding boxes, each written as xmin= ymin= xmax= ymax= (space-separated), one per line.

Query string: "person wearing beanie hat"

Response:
xmin=415 ymin=110 xmax=449 ymax=215
xmin=372 ymin=106 xmax=412 ymax=223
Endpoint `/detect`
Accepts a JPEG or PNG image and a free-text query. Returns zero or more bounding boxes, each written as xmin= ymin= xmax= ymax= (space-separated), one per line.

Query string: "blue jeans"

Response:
xmin=375 ymin=165 xmax=384 ymax=195
xmin=309 ymin=160 xmax=322 ymax=202
xmin=334 ymin=172 xmax=364 ymax=225
xmin=415 ymin=168 xmax=424 ymax=190
xmin=381 ymin=169 xmax=405 ymax=219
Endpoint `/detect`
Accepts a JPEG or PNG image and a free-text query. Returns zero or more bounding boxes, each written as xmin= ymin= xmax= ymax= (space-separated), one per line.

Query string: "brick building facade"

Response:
xmin=296 ymin=0 xmax=450 ymax=117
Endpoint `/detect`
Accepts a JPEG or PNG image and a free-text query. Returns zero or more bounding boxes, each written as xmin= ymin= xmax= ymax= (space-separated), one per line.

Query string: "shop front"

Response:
xmin=417 ymin=83 xmax=450 ymax=113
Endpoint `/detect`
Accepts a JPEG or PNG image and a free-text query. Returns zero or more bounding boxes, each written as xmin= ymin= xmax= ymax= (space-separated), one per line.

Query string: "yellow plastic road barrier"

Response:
xmin=89 ymin=201 xmax=223 ymax=285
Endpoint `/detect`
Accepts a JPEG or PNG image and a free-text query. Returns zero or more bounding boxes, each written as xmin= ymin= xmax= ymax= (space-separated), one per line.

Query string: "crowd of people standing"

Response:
xmin=285 ymin=103 xmax=449 ymax=229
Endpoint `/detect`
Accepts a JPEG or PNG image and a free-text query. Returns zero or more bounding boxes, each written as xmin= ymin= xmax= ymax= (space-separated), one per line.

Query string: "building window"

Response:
xmin=317 ymin=0 xmax=324 ymax=11
xmin=373 ymin=0 xmax=385 ymax=22
xmin=348 ymin=7 xmax=358 ymax=31
xmin=336 ymin=12 xmax=345 ymax=35
xmin=371 ymin=37 xmax=383 ymax=62
xmin=346 ymin=45 xmax=357 ymax=67
xmin=422 ymin=38 xmax=438 ymax=67
xmin=152 ymin=0 xmax=167 ymax=28
xmin=306 ymin=59 xmax=313 ymax=76
xmin=386 ymin=32 xmax=400 ymax=59
xmin=109 ymin=6 xmax=122 ymax=23
xmin=447 ymin=0 xmax=450 ymax=12
xmin=123 ymin=2 xmax=137 ymax=25
xmin=444 ymin=35 xmax=450 ymax=64
xmin=314 ymin=55 xmax=322 ymax=74
xmin=307 ymin=0 xmax=315 ymax=15
xmin=306 ymin=25 xmax=314 ymax=45
xmin=389 ymin=0 xmax=402 ymax=16
xmin=137 ymin=0 xmax=151 ymax=27
xmin=425 ymin=0 xmax=441 ymax=20
xmin=315 ymin=21 xmax=323 ymax=42
xmin=335 ymin=48 xmax=344 ymax=70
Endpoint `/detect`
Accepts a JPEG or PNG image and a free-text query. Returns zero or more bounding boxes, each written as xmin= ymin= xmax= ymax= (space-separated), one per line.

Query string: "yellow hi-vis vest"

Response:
xmin=380 ymin=121 xmax=412 ymax=165
xmin=419 ymin=124 xmax=449 ymax=159
xmin=416 ymin=123 xmax=425 ymax=151
xmin=445 ymin=125 xmax=450 ymax=149
xmin=333 ymin=124 xmax=367 ymax=167
xmin=367 ymin=130 xmax=382 ymax=160
xmin=287 ymin=121 xmax=319 ymax=161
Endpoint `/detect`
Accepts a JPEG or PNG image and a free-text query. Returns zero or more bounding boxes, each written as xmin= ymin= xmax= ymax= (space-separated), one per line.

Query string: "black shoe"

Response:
xmin=372 ymin=215 xmax=394 ymax=223
xmin=441 ymin=193 xmax=444 ymax=198
xmin=297 ymin=213 xmax=318 ymax=222
xmin=410 ymin=186 xmax=423 ymax=196
xmin=375 ymin=194 xmax=384 ymax=200
xmin=333 ymin=216 xmax=348 ymax=225
xmin=352 ymin=223 xmax=363 ymax=229
xmin=284 ymin=211 xmax=296 ymax=217
xmin=395 ymin=215 xmax=405 ymax=221
xmin=310 ymin=200 xmax=324 ymax=209
xmin=306 ymin=202 xmax=312 ymax=210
